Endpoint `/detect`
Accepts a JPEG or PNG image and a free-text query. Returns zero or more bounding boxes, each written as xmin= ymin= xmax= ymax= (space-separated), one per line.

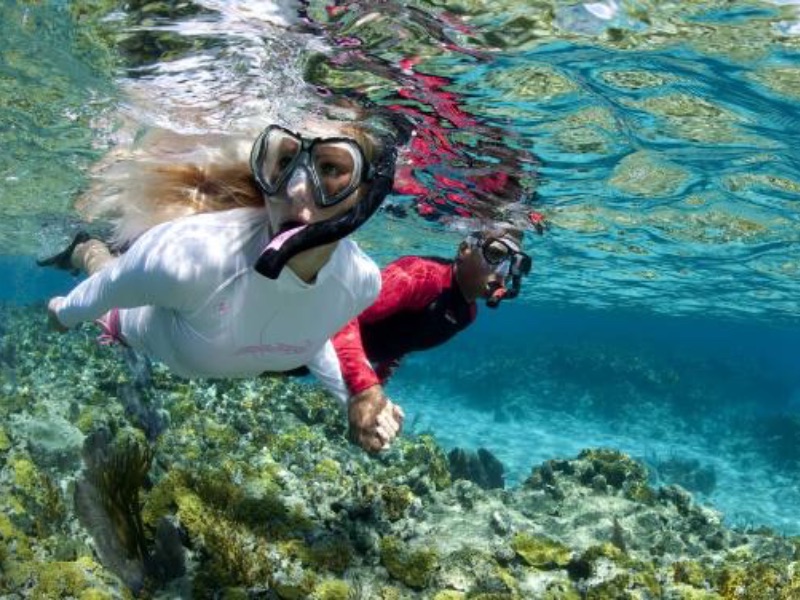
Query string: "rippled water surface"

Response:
xmin=2 ymin=0 xmax=800 ymax=531
xmin=4 ymin=0 xmax=799 ymax=321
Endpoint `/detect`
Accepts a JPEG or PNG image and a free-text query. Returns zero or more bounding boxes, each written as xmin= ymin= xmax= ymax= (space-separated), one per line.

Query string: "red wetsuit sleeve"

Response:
xmin=332 ymin=257 xmax=451 ymax=396
xmin=332 ymin=318 xmax=377 ymax=396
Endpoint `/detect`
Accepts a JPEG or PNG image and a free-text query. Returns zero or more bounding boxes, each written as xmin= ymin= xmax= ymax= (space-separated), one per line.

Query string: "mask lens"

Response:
xmin=260 ymin=129 xmax=301 ymax=191
xmin=483 ymin=239 xmax=511 ymax=265
xmin=311 ymin=141 xmax=361 ymax=206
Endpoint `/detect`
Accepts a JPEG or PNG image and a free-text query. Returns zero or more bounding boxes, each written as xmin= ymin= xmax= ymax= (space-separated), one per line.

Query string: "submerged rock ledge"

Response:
xmin=0 ymin=305 xmax=798 ymax=599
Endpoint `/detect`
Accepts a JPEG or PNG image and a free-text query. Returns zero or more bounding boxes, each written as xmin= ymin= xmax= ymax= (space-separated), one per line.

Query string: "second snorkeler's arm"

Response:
xmin=332 ymin=256 xmax=446 ymax=395
xmin=306 ymin=327 xmax=403 ymax=452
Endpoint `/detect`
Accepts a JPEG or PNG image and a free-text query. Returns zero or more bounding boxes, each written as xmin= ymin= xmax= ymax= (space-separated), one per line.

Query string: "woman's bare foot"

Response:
xmin=71 ymin=239 xmax=113 ymax=275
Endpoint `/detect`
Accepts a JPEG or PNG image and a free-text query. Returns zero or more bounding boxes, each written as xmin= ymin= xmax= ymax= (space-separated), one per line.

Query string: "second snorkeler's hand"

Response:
xmin=348 ymin=385 xmax=404 ymax=453
xmin=47 ymin=297 xmax=69 ymax=332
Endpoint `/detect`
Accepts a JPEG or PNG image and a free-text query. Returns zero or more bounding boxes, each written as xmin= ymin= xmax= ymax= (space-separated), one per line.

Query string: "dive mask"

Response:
xmin=250 ymin=125 xmax=372 ymax=207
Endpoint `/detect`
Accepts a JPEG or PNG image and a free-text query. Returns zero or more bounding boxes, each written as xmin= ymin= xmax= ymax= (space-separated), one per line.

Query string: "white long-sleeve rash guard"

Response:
xmin=55 ymin=207 xmax=379 ymax=405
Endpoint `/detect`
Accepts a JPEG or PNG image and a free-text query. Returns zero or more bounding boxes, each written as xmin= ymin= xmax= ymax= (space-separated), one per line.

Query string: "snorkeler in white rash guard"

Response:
xmin=41 ymin=114 xmax=408 ymax=453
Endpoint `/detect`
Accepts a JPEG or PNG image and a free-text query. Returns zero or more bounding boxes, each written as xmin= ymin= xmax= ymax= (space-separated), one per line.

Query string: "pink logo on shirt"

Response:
xmin=234 ymin=339 xmax=312 ymax=356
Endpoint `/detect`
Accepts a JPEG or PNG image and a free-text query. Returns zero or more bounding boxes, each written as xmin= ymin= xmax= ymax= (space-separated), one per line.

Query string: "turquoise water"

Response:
xmin=2 ymin=0 xmax=800 ymax=541
xmin=391 ymin=305 xmax=800 ymax=531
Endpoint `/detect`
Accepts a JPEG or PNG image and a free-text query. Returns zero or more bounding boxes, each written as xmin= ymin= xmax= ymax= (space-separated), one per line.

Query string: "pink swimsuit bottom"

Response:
xmin=95 ymin=309 xmax=127 ymax=346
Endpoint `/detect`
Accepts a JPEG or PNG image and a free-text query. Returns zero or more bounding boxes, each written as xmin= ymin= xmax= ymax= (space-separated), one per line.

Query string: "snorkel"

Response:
xmin=486 ymin=252 xmax=531 ymax=307
xmin=253 ymin=129 xmax=399 ymax=280
xmin=485 ymin=285 xmax=507 ymax=308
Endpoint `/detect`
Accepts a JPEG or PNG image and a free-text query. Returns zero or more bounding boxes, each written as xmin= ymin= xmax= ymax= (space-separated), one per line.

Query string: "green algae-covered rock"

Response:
xmin=0 ymin=513 xmax=34 ymax=577
xmin=311 ymin=457 xmax=343 ymax=484
xmin=279 ymin=536 xmax=354 ymax=576
xmin=568 ymin=542 xmax=627 ymax=580
xmin=0 ymin=426 xmax=10 ymax=452
xmin=437 ymin=547 xmax=511 ymax=593
xmin=31 ymin=559 xmax=99 ymax=598
xmin=465 ymin=565 xmax=520 ymax=597
xmin=577 ymin=448 xmax=649 ymax=489
xmin=312 ymin=579 xmax=351 ymax=600
xmin=10 ymin=556 xmax=124 ymax=600
xmin=585 ymin=570 xmax=661 ymax=599
xmin=713 ymin=558 xmax=800 ymax=600
xmin=674 ymin=560 xmax=710 ymax=588
xmin=380 ymin=536 xmax=440 ymax=590
xmin=219 ymin=588 xmax=249 ymax=600
xmin=511 ymin=532 xmax=572 ymax=569
xmin=433 ymin=592 xmax=466 ymax=600
xmin=9 ymin=454 xmax=39 ymax=493
xmin=380 ymin=484 xmax=416 ymax=521
xmin=272 ymin=566 xmax=318 ymax=600
xmin=5 ymin=450 xmax=67 ymax=538
xmin=672 ymin=585 xmax=722 ymax=599
xmin=398 ymin=434 xmax=452 ymax=490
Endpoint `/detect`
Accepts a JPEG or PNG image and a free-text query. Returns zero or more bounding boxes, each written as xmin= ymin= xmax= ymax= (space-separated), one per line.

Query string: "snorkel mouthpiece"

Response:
xmin=484 ymin=251 xmax=529 ymax=308
xmin=485 ymin=272 xmax=525 ymax=308
xmin=486 ymin=285 xmax=507 ymax=308
xmin=254 ymin=147 xmax=397 ymax=279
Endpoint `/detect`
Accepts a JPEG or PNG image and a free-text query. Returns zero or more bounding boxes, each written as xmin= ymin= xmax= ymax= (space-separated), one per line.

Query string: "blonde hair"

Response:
xmin=78 ymin=120 xmax=387 ymax=249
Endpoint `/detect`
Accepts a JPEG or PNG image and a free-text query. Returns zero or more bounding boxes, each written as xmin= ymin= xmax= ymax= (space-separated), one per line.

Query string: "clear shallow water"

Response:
xmin=2 ymin=0 xmax=799 ymax=535
xmin=389 ymin=304 xmax=800 ymax=532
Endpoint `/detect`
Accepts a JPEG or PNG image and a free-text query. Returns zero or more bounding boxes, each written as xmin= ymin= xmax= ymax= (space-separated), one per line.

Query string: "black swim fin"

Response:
xmin=36 ymin=231 xmax=91 ymax=275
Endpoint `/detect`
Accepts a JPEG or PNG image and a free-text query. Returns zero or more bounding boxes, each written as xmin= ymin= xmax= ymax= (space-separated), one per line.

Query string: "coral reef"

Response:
xmin=1 ymin=305 xmax=799 ymax=599
xmin=448 ymin=447 xmax=505 ymax=490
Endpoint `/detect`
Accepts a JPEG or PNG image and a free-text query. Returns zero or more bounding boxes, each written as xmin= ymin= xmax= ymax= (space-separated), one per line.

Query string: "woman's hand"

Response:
xmin=47 ymin=297 xmax=69 ymax=332
xmin=348 ymin=384 xmax=404 ymax=453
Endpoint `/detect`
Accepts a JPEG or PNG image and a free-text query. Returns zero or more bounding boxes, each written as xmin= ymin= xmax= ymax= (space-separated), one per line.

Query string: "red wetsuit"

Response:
xmin=332 ymin=255 xmax=477 ymax=396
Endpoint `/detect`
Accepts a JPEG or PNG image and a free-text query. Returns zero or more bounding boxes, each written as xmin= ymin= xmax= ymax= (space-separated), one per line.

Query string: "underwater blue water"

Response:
xmin=390 ymin=304 xmax=800 ymax=531
xmin=2 ymin=0 xmax=800 ymax=535
xmin=0 ymin=257 xmax=76 ymax=305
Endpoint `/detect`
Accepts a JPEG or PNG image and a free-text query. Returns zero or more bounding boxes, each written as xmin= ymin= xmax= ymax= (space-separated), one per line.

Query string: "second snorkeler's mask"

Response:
xmin=466 ymin=232 xmax=532 ymax=308
xmin=251 ymin=124 xmax=398 ymax=279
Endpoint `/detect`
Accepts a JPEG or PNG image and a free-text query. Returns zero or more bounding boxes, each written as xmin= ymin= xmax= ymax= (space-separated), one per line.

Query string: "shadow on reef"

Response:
xmin=3 ymin=305 xmax=800 ymax=598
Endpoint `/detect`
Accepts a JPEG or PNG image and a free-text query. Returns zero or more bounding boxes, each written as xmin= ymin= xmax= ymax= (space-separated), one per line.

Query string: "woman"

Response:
xmin=44 ymin=113 xmax=406 ymax=452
